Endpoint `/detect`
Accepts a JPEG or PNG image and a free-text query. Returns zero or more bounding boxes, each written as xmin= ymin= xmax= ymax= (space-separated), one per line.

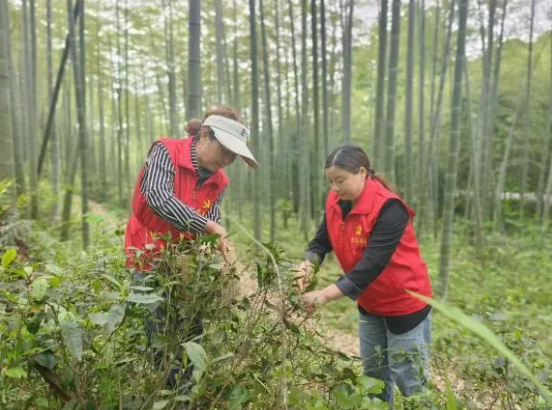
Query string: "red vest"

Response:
xmin=125 ymin=137 xmax=228 ymax=270
xmin=326 ymin=178 xmax=432 ymax=316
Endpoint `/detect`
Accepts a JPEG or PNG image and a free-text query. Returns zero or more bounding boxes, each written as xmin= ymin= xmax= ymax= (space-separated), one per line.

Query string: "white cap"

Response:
xmin=202 ymin=115 xmax=258 ymax=168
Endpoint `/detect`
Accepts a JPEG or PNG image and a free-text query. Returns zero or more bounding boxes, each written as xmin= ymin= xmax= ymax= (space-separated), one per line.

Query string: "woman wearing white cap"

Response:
xmin=124 ymin=105 xmax=257 ymax=387
xmin=125 ymin=105 xmax=258 ymax=270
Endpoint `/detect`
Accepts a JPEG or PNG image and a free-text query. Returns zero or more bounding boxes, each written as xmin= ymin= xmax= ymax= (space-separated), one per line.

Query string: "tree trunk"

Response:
xmin=22 ymin=0 xmax=39 ymax=218
xmin=520 ymin=0 xmax=536 ymax=214
xmin=259 ymin=0 xmax=275 ymax=242
xmin=429 ymin=0 xmax=441 ymax=139
xmin=404 ymin=0 xmax=415 ymax=203
xmin=320 ymin=0 xmax=329 ymax=160
xmin=477 ymin=0 xmax=496 ymax=218
xmin=300 ymin=0 xmax=310 ymax=239
xmin=61 ymin=0 xmax=89 ymax=245
xmin=416 ymin=0 xmax=427 ymax=231
xmin=341 ymin=0 xmax=354 ymax=145
xmin=384 ymin=0 xmax=401 ymax=181
xmin=274 ymin=0 xmax=285 ymax=201
xmin=463 ymin=64 xmax=484 ymax=249
xmin=536 ymin=36 xmax=552 ymax=223
xmin=374 ymin=0 xmax=388 ymax=168
xmin=287 ymin=0 xmax=301 ymax=214
xmin=123 ymin=0 xmax=130 ymax=203
xmin=37 ymin=1 xmax=82 ymax=179
xmin=438 ymin=0 xmax=469 ymax=300
xmin=249 ymin=0 xmax=262 ymax=241
xmin=1 ymin=0 xmax=25 ymax=198
xmin=428 ymin=0 xmax=455 ymax=238
xmin=214 ymin=0 xmax=226 ymax=103
xmin=311 ymin=0 xmax=321 ymax=212
xmin=96 ymin=4 xmax=107 ymax=199
xmin=0 ymin=0 xmax=16 ymax=208
xmin=46 ymin=0 xmax=60 ymax=216
xmin=232 ymin=0 xmax=240 ymax=109
xmin=485 ymin=0 xmax=507 ymax=217
xmin=74 ymin=0 xmax=89 ymax=247
xmin=188 ymin=0 xmax=201 ymax=120
xmin=115 ymin=1 xmax=124 ymax=206
xmin=166 ymin=0 xmax=180 ymax=136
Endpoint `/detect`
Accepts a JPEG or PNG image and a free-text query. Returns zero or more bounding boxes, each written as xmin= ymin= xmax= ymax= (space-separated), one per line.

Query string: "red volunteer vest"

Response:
xmin=125 ymin=137 xmax=228 ymax=270
xmin=326 ymin=178 xmax=432 ymax=316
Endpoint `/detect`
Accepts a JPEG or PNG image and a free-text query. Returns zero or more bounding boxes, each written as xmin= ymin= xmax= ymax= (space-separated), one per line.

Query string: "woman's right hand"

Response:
xmin=204 ymin=221 xmax=232 ymax=263
xmin=295 ymin=260 xmax=314 ymax=292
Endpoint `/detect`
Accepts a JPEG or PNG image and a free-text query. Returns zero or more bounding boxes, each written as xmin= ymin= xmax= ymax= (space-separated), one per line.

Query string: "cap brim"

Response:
xmin=212 ymin=130 xmax=259 ymax=169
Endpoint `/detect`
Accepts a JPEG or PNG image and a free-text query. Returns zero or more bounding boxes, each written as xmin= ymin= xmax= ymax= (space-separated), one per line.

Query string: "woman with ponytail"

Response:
xmin=296 ymin=144 xmax=432 ymax=406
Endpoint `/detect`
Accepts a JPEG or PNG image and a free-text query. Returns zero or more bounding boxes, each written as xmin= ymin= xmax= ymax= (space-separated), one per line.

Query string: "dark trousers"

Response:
xmin=134 ymin=272 xmax=204 ymax=389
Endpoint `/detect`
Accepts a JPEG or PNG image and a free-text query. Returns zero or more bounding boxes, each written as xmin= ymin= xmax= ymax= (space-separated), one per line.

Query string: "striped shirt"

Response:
xmin=139 ymin=138 xmax=226 ymax=236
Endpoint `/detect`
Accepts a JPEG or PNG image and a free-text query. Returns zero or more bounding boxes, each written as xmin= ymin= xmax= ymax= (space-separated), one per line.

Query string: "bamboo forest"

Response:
xmin=1 ymin=0 xmax=552 ymax=408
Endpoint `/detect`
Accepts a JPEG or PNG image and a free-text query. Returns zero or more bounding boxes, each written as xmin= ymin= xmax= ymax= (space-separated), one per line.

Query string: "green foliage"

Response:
xmin=0 ymin=220 xmax=388 ymax=409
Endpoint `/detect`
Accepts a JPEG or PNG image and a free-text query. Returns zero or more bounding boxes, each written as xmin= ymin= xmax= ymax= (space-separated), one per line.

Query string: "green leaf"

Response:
xmin=49 ymin=276 xmax=62 ymax=288
xmin=89 ymin=312 xmax=108 ymax=326
xmin=357 ymin=375 xmax=384 ymax=394
xmin=409 ymin=291 xmax=552 ymax=402
xmin=227 ymin=385 xmax=250 ymax=409
xmin=100 ymin=274 xmax=123 ymax=290
xmin=126 ymin=293 xmax=163 ymax=304
xmin=60 ymin=320 xmax=83 ymax=361
xmin=34 ymin=351 xmax=56 ymax=370
xmin=4 ymin=366 xmax=26 ymax=379
xmin=2 ymin=248 xmax=17 ymax=269
xmin=184 ymin=341 xmax=207 ymax=380
xmin=332 ymin=385 xmax=354 ymax=409
xmin=152 ymin=400 xmax=170 ymax=410
xmin=446 ymin=377 xmax=457 ymax=410
xmin=212 ymin=352 xmax=234 ymax=363
xmin=341 ymin=367 xmax=356 ymax=383
xmin=12 ymin=267 xmax=29 ymax=280
xmin=34 ymin=396 xmax=49 ymax=409
xmin=26 ymin=313 xmax=44 ymax=334
xmin=31 ymin=277 xmax=50 ymax=301
xmin=61 ymin=399 xmax=78 ymax=410
xmin=106 ymin=304 xmax=125 ymax=333
xmin=128 ymin=285 xmax=154 ymax=292
xmin=45 ymin=264 xmax=63 ymax=275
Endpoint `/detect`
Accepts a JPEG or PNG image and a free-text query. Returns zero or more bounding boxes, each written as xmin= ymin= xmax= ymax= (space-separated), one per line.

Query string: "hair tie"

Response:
xmin=369 ymin=168 xmax=376 ymax=176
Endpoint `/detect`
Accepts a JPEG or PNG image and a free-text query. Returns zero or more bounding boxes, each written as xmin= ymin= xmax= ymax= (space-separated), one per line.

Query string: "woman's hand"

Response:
xmin=301 ymin=290 xmax=327 ymax=317
xmin=204 ymin=221 xmax=233 ymax=264
xmin=295 ymin=260 xmax=314 ymax=291
xmin=301 ymin=285 xmax=344 ymax=317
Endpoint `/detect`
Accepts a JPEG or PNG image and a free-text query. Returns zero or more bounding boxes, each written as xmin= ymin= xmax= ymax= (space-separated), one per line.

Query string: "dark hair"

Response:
xmin=325 ymin=145 xmax=399 ymax=195
xmin=185 ymin=119 xmax=202 ymax=137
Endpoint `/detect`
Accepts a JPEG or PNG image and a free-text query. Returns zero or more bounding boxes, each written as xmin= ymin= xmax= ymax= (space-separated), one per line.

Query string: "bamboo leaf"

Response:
xmin=3 ymin=366 xmax=26 ymax=379
xmin=152 ymin=400 xmax=170 ymax=410
xmin=410 ymin=291 xmax=552 ymax=402
xmin=30 ymin=277 xmax=50 ymax=301
xmin=60 ymin=319 xmax=83 ymax=361
xmin=2 ymin=248 xmax=17 ymax=269
xmin=126 ymin=293 xmax=163 ymax=304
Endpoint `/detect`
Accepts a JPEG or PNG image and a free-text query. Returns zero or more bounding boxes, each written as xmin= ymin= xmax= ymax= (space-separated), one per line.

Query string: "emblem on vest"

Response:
xmin=200 ymin=199 xmax=212 ymax=215
xmin=352 ymin=224 xmax=367 ymax=245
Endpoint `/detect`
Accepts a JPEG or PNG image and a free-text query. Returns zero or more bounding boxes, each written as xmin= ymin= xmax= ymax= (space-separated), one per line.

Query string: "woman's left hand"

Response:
xmin=301 ymin=290 xmax=327 ymax=317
